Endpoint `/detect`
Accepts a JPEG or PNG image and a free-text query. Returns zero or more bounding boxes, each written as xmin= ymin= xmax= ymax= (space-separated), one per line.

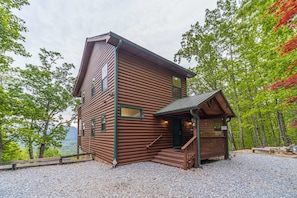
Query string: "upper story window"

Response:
xmin=101 ymin=63 xmax=108 ymax=92
xmin=120 ymin=105 xmax=143 ymax=119
xmin=172 ymin=76 xmax=182 ymax=98
xmin=91 ymin=77 xmax=95 ymax=97
xmin=81 ymin=90 xmax=85 ymax=104
xmin=91 ymin=119 xmax=95 ymax=138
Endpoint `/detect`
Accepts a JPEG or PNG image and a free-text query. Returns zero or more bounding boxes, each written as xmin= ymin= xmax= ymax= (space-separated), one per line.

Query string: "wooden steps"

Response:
xmin=151 ymin=148 xmax=184 ymax=169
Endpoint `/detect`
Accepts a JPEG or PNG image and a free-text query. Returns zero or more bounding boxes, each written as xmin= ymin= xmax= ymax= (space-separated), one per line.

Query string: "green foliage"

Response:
xmin=17 ymin=48 xmax=76 ymax=158
xmin=1 ymin=141 xmax=21 ymax=162
xmin=35 ymin=147 xmax=61 ymax=158
xmin=175 ymin=0 xmax=297 ymax=149
xmin=0 ymin=0 xmax=30 ymax=70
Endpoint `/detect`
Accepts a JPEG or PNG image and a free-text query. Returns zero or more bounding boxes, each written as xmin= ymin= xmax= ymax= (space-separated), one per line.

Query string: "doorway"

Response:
xmin=172 ymin=118 xmax=182 ymax=147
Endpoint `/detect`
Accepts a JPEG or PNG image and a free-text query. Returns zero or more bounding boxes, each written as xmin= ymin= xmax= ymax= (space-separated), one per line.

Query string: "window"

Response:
xmin=101 ymin=114 xmax=106 ymax=132
xmin=214 ymin=120 xmax=222 ymax=131
xmin=91 ymin=119 xmax=95 ymax=138
xmin=120 ymin=105 xmax=143 ymax=119
xmin=81 ymin=90 xmax=85 ymax=104
xmin=172 ymin=76 xmax=181 ymax=98
xmin=91 ymin=77 xmax=95 ymax=97
xmin=82 ymin=121 xmax=85 ymax=136
xmin=101 ymin=63 xmax=108 ymax=92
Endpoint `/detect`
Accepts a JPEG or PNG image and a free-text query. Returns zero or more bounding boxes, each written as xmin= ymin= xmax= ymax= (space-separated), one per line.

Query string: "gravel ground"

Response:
xmin=0 ymin=153 xmax=296 ymax=198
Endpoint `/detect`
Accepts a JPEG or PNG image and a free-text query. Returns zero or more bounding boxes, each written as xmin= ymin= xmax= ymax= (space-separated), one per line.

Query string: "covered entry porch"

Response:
xmin=152 ymin=90 xmax=235 ymax=170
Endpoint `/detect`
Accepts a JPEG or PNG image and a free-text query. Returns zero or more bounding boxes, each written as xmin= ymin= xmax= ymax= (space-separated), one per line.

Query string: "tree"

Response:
xmin=175 ymin=0 xmax=296 ymax=149
xmin=0 ymin=0 xmax=30 ymax=70
xmin=0 ymin=0 xmax=29 ymax=161
xmin=268 ymin=0 xmax=297 ymax=128
xmin=18 ymin=48 xmax=76 ymax=158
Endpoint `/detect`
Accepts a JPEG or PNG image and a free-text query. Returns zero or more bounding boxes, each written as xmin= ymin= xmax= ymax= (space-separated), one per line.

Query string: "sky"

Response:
xmin=13 ymin=0 xmax=217 ymax=72
xmin=12 ymin=0 xmax=217 ymax=125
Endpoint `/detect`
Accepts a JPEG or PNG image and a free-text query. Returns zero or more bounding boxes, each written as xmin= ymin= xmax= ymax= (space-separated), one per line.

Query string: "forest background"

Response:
xmin=1 ymin=0 xmax=296 ymax=161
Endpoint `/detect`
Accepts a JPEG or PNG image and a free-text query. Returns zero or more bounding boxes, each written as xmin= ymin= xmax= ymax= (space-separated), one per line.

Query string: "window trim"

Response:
xmin=101 ymin=114 xmax=106 ymax=133
xmin=91 ymin=118 xmax=95 ymax=138
xmin=120 ymin=105 xmax=143 ymax=119
xmin=101 ymin=63 xmax=108 ymax=93
xmin=91 ymin=77 xmax=95 ymax=98
xmin=172 ymin=75 xmax=182 ymax=99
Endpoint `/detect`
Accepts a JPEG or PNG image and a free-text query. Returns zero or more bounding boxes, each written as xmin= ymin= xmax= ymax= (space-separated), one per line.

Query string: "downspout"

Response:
xmin=226 ymin=117 xmax=231 ymax=160
xmin=113 ymin=39 xmax=122 ymax=167
xmin=190 ymin=108 xmax=202 ymax=168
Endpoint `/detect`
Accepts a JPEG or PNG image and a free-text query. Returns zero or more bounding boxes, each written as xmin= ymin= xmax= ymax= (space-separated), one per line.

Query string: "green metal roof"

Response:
xmin=154 ymin=90 xmax=221 ymax=116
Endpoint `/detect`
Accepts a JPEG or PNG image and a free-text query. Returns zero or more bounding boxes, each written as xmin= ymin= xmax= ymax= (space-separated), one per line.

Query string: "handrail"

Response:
xmin=181 ymin=136 xmax=197 ymax=150
xmin=146 ymin=134 xmax=162 ymax=149
xmin=181 ymin=136 xmax=197 ymax=170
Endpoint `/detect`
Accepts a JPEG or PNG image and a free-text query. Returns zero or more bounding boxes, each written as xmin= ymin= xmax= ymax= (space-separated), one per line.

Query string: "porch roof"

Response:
xmin=154 ymin=90 xmax=235 ymax=118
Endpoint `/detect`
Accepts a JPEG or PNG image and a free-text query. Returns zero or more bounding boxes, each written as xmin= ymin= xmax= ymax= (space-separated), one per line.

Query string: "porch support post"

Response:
xmin=222 ymin=115 xmax=228 ymax=159
xmin=225 ymin=116 xmax=232 ymax=159
xmin=190 ymin=108 xmax=202 ymax=168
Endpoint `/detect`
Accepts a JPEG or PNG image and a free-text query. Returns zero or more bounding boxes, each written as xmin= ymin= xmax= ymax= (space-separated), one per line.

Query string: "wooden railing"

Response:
xmin=181 ymin=136 xmax=197 ymax=170
xmin=146 ymin=135 xmax=162 ymax=150
xmin=1 ymin=152 xmax=96 ymax=171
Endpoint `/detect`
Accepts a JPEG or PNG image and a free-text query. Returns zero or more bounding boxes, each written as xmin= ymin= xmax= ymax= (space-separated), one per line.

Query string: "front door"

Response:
xmin=172 ymin=118 xmax=182 ymax=147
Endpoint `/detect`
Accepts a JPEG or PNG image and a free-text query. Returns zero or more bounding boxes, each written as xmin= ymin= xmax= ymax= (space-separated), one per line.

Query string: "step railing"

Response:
xmin=146 ymin=134 xmax=162 ymax=150
xmin=181 ymin=136 xmax=197 ymax=170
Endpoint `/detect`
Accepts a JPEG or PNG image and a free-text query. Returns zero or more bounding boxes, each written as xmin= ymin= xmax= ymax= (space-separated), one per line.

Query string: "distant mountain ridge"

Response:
xmin=65 ymin=126 xmax=77 ymax=140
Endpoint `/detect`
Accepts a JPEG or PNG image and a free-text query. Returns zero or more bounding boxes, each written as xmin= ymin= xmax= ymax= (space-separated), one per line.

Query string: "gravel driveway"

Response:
xmin=0 ymin=153 xmax=296 ymax=198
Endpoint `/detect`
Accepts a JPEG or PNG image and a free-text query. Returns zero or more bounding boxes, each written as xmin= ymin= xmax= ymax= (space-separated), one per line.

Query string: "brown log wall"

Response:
xmin=117 ymin=51 xmax=187 ymax=165
xmin=79 ymin=42 xmax=115 ymax=164
xmin=200 ymin=137 xmax=226 ymax=159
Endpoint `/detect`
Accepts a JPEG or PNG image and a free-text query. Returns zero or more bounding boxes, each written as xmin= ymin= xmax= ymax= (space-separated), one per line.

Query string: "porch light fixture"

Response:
xmin=162 ymin=119 xmax=168 ymax=127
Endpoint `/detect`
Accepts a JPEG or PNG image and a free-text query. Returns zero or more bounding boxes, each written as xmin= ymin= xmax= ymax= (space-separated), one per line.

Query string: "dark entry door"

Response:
xmin=172 ymin=118 xmax=182 ymax=147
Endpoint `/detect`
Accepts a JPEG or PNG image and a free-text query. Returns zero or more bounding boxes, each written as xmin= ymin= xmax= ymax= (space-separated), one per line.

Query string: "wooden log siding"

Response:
xmin=79 ymin=41 xmax=115 ymax=164
xmin=117 ymin=51 xmax=187 ymax=165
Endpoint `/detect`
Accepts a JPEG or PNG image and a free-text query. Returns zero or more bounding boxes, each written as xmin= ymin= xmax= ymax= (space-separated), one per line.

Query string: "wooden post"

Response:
xmin=12 ymin=162 xmax=17 ymax=170
xmin=59 ymin=157 xmax=62 ymax=165
xmin=222 ymin=116 xmax=229 ymax=160
xmin=192 ymin=118 xmax=198 ymax=168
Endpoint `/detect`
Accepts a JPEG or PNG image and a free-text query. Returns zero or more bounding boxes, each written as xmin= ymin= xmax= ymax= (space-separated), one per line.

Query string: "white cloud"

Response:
xmin=11 ymin=0 xmax=217 ymax=125
xmin=13 ymin=0 xmax=217 ymax=71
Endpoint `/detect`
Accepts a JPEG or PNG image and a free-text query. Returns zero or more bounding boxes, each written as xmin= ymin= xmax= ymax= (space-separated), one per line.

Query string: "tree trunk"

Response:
xmin=39 ymin=143 xmax=46 ymax=158
xmin=251 ymin=115 xmax=263 ymax=147
xmin=28 ymin=144 xmax=34 ymax=159
xmin=267 ymin=112 xmax=278 ymax=146
xmin=227 ymin=122 xmax=237 ymax=150
xmin=277 ymin=111 xmax=292 ymax=146
xmin=257 ymin=110 xmax=267 ymax=146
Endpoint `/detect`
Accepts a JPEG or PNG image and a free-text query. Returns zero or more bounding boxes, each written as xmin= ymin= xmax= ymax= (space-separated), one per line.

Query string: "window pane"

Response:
xmin=101 ymin=114 xmax=106 ymax=132
xmin=172 ymin=76 xmax=181 ymax=88
xmin=172 ymin=86 xmax=181 ymax=98
xmin=121 ymin=107 xmax=142 ymax=118
xmin=102 ymin=77 xmax=108 ymax=92
xmin=91 ymin=119 xmax=95 ymax=137
xmin=81 ymin=90 xmax=85 ymax=104
xmin=82 ymin=121 xmax=85 ymax=136
xmin=102 ymin=63 xmax=107 ymax=79
xmin=214 ymin=121 xmax=221 ymax=131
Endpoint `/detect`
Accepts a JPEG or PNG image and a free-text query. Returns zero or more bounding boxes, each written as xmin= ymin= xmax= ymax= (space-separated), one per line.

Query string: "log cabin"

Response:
xmin=72 ymin=32 xmax=235 ymax=170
